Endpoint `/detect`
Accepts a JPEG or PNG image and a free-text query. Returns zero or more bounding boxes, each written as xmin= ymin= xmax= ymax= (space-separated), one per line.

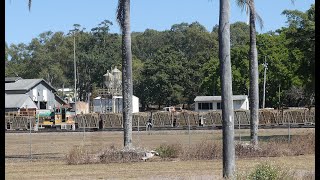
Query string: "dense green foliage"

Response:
xmin=5 ymin=5 xmax=314 ymax=109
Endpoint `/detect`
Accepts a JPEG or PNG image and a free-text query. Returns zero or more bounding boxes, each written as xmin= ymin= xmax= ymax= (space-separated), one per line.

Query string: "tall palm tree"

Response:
xmin=219 ymin=0 xmax=235 ymax=178
xmin=28 ymin=0 xmax=134 ymax=149
xmin=237 ymin=0 xmax=295 ymax=148
xmin=117 ymin=0 xmax=133 ymax=149
xmin=236 ymin=0 xmax=262 ymax=147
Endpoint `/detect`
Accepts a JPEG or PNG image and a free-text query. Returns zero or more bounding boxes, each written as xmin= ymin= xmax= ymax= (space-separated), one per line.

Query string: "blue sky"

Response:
xmin=5 ymin=0 xmax=314 ymax=45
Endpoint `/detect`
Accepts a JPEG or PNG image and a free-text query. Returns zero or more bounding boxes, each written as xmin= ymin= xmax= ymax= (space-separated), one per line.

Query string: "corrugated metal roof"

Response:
xmin=5 ymin=79 xmax=42 ymax=91
xmin=5 ymin=94 xmax=37 ymax=108
xmin=5 ymin=77 xmax=22 ymax=83
xmin=5 ymin=79 xmax=57 ymax=92
xmin=194 ymin=95 xmax=248 ymax=102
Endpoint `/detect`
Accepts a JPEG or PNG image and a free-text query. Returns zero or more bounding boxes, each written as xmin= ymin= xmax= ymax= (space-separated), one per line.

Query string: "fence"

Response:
xmin=5 ymin=108 xmax=315 ymax=180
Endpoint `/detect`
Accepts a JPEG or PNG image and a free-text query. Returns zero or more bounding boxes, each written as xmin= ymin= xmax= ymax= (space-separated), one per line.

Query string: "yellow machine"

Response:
xmin=53 ymin=107 xmax=75 ymax=128
xmin=37 ymin=107 xmax=75 ymax=129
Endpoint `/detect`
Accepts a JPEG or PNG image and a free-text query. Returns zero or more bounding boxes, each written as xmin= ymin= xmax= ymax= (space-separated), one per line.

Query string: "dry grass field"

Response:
xmin=5 ymin=128 xmax=315 ymax=179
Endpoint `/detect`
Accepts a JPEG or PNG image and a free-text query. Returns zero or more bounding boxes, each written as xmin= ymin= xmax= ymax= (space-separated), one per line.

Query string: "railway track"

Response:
xmin=5 ymin=124 xmax=315 ymax=133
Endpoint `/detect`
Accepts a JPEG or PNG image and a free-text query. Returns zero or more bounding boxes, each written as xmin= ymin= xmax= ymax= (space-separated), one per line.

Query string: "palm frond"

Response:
xmin=236 ymin=0 xmax=249 ymax=15
xmin=28 ymin=0 xmax=32 ymax=11
xmin=116 ymin=0 xmax=124 ymax=31
xmin=247 ymin=0 xmax=264 ymax=30
xmin=255 ymin=10 xmax=264 ymax=30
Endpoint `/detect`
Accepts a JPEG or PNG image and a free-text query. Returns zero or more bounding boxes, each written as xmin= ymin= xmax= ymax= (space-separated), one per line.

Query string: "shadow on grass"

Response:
xmin=6 ymin=153 xmax=63 ymax=159
xmin=235 ymin=135 xmax=297 ymax=142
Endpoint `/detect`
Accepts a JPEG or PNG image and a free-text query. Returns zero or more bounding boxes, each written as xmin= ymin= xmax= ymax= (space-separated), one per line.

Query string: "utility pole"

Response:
xmin=73 ymin=33 xmax=77 ymax=115
xmin=262 ymin=56 xmax=268 ymax=109
xmin=278 ymin=84 xmax=281 ymax=110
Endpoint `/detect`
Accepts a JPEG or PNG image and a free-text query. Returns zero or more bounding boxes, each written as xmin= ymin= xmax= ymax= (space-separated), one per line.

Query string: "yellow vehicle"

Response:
xmin=37 ymin=107 xmax=75 ymax=130
xmin=53 ymin=107 xmax=75 ymax=130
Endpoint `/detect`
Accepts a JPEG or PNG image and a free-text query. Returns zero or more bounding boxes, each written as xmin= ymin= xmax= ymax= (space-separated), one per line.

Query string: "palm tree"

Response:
xmin=117 ymin=0 xmax=133 ymax=149
xmin=219 ymin=0 xmax=235 ymax=178
xmin=28 ymin=0 xmax=134 ymax=149
xmin=236 ymin=0 xmax=263 ymax=147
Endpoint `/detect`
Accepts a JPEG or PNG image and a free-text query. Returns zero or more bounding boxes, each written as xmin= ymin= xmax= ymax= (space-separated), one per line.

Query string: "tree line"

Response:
xmin=5 ymin=4 xmax=314 ymax=110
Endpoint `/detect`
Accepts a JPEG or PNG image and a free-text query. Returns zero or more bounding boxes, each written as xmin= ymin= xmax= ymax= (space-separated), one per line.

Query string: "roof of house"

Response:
xmin=194 ymin=95 xmax=248 ymax=102
xmin=5 ymin=77 xmax=22 ymax=83
xmin=5 ymin=78 xmax=67 ymax=105
xmin=5 ymin=94 xmax=37 ymax=109
xmin=5 ymin=79 xmax=57 ymax=92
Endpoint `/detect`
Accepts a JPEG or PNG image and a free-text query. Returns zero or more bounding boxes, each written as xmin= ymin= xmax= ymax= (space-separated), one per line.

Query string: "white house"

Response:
xmin=5 ymin=77 xmax=66 ymax=112
xmin=194 ymin=95 xmax=249 ymax=112
xmin=93 ymin=95 xmax=139 ymax=113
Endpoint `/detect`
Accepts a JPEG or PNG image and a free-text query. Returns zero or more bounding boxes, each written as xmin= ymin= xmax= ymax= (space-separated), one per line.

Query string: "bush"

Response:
xmin=66 ymin=145 xmax=146 ymax=164
xmin=247 ymin=162 xmax=293 ymax=180
xmin=66 ymin=145 xmax=93 ymax=165
xmin=155 ymin=144 xmax=181 ymax=159
xmin=181 ymin=140 xmax=222 ymax=160
xmin=99 ymin=148 xmax=144 ymax=163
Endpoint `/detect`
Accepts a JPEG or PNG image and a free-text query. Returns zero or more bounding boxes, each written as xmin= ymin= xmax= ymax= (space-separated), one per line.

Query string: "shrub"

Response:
xmin=66 ymin=145 xmax=93 ymax=165
xmin=182 ymin=140 xmax=222 ymax=160
xmin=247 ymin=162 xmax=293 ymax=180
xmin=155 ymin=144 xmax=181 ymax=159
xmin=98 ymin=148 xmax=144 ymax=163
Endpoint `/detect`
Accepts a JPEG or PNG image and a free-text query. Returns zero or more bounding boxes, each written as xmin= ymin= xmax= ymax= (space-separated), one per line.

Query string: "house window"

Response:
xmin=40 ymin=102 xmax=47 ymax=109
xmin=198 ymin=103 xmax=213 ymax=110
xmin=217 ymin=102 xmax=221 ymax=110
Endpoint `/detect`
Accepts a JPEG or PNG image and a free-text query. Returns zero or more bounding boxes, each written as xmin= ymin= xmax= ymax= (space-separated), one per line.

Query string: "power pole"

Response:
xmin=219 ymin=0 xmax=235 ymax=178
xmin=262 ymin=56 xmax=268 ymax=109
xmin=73 ymin=33 xmax=77 ymax=114
xmin=278 ymin=84 xmax=281 ymax=110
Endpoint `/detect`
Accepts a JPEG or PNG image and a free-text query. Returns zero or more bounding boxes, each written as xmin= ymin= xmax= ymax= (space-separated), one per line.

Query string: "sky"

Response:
xmin=5 ymin=0 xmax=315 ymax=45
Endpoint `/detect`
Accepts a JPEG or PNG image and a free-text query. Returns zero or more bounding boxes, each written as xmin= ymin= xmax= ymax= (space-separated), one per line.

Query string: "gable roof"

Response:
xmin=5 ymin=94 xmax=37 ymax=109
xmin=5 ymin=77 xmax=22 ymax=83
xmin=194 ymin=95 xmax=248 ymax=102
xmin=5 ymin=79 xmax=57 ymax=92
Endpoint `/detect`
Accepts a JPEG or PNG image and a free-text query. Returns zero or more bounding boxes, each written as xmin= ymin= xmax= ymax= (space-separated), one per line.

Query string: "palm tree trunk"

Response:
xmin=119 ymin=0 xmax=133 ymax=149
xmin=219 ymin=0 xmax=235 ymax=178
xmin=249 ymin=0 xmax=259 ymax=147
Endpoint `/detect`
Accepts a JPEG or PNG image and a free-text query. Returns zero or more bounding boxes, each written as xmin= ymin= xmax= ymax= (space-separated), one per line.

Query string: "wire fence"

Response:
xmin=5 ymin=108 xmax=315 ymax=162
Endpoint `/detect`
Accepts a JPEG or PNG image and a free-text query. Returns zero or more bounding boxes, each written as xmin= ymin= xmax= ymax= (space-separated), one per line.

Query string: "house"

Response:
xmin=194 ymin=95 xmax=249 ymax=112
xmin=5 ymin=77 xmax=66 ymax=112
xmin=93 ymin=95 xmax=139 ymax=113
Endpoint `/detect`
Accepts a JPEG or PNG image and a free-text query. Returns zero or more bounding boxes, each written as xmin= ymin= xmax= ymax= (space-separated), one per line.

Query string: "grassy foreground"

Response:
xmin=5 ymin=155 xmax=314 ymax=179
xmin=5 ymin=128 xmax=314 ymax=179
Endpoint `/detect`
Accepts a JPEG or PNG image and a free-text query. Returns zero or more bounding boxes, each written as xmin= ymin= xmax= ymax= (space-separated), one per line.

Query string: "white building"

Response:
xmin=194 ymin=95 xmax=249 ymax=112
xmin=93 ymin=95 xmax=139 ymax=113
xmin=5 ymin=77 xmax=66 ymax=112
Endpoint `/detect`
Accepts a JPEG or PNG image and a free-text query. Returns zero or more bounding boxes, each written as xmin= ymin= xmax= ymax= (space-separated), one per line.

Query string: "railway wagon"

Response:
xmin=6 ymin=108 xmax=314 ymax=131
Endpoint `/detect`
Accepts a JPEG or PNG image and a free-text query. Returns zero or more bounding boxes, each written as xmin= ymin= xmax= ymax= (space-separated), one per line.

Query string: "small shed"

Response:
xmin=194 ymin=95 xmax=249 ymax=112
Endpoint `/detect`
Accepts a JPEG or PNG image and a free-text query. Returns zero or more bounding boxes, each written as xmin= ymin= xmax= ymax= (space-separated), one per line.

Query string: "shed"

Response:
xmin=194 ymin=95 xmax=249 ymax=112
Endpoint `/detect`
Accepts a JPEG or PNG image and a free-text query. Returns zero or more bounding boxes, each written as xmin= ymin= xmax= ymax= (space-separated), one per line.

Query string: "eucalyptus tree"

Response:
xmin=117 ymin=0 xmax=133 ymax=149
xmin=219 ymin=0 xmax=235 ymax=178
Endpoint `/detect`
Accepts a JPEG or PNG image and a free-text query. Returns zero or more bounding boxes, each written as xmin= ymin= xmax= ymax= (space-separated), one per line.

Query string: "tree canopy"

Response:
xmin=5 ymin=4 xmax=315 ymax=109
